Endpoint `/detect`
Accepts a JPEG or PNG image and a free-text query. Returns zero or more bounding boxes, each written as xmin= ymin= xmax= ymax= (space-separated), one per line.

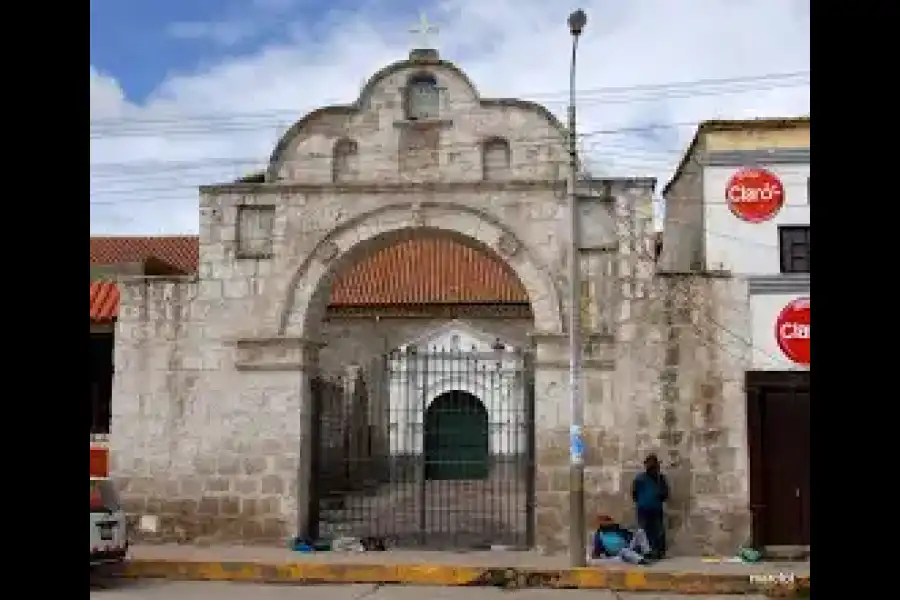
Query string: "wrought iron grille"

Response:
xmin=309 ymin=345 xmax=535 ymax=550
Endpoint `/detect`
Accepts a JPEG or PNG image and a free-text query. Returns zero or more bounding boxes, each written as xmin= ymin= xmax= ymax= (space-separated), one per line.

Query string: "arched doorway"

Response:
xmin=425 ymin=391 xmax=489 ymax=480
xmin=290 ymin=215 xmax=555 ymax=548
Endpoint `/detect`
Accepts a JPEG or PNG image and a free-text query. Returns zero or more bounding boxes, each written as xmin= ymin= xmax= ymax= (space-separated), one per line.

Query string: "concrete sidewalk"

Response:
xmin=119 ymin=545 xmax=810 ymax=596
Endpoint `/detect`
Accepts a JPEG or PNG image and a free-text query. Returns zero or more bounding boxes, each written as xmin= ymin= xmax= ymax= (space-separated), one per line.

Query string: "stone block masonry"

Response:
xmin=524 ymin=186 xmax=754 ymax=554
xmin=110 ymin=236 xmax=755 ymax=554
xmin=108 ymin=50 xmax=756 ymax=554
xmin=112 ymin=279 xmax=305 ymax=544
xmin=617 ymin=272 xmax=754 ymax=555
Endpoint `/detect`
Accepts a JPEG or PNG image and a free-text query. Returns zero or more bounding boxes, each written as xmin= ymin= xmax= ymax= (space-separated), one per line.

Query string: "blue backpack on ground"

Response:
xmin=592 ymin=525 xmax=632 ymax=558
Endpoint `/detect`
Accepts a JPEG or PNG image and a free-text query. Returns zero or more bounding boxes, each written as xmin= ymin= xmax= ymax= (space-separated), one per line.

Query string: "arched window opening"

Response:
xmin=405 ymin=73 xmax=441 ymax=120
xmin=482 ymin=137 xmax=511 ymax=180
xmin=332 ymin=138 xmax=358 ymax=183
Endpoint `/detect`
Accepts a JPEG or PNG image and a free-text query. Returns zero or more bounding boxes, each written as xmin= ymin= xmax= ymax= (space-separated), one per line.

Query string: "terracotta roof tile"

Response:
xmin=90 ymin=281 xmax=119 ymax=322
xmin=90 ymin=236 xmax=199 ymax=274
xmin=89 ymin=235 xmax=526 ymax=321
xmin=329 ymin=237 xmax=527 ymax=305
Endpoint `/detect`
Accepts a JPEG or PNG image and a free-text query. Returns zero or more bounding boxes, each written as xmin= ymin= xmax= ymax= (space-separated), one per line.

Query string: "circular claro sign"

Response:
xmin=775 ymin=297 xmax=810 ymax=366
xmin=725 ymin=168 xmax=785 ymax=223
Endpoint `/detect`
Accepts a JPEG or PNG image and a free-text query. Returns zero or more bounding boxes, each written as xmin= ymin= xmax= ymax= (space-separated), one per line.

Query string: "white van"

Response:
xmin=90 ymin=477 xmax=129 ymax=567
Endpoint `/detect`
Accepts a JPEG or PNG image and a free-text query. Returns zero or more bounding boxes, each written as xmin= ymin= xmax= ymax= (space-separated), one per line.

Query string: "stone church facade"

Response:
xmin=109 ymin=48 xmax=754 ymax=554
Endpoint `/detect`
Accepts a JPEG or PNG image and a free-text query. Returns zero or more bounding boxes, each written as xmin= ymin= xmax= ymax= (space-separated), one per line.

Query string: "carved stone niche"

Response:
xmin=233 ymin=337 xmax=324 ymax=372
xmin=496 ymin=233 xmax=521 ymax=258
xmin=236 ymin=205 xmax=276 ymax=259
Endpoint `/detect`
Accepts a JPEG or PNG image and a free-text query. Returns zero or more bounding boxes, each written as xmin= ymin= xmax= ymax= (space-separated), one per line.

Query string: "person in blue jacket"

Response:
xmin=631 ymin=453 xmax=669 ymax=559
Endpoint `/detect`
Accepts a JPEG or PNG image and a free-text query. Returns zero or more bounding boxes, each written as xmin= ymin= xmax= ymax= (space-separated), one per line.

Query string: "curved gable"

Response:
xmin=267 ymin=51 xmax=568 ymax=183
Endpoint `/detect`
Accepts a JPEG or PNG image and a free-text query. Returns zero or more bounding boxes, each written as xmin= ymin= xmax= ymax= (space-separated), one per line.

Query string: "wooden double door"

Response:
xmin=747 ymin=371 xmax=810 ymax=547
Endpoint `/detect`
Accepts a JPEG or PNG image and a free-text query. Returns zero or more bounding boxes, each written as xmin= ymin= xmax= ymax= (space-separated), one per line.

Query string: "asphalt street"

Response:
xmin=90 ymin=579 xmax=772 ymax=600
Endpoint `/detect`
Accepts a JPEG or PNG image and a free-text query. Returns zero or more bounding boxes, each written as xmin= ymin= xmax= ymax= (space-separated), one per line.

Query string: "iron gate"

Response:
xmin=308 ymin=344 xmax=535 ymax=549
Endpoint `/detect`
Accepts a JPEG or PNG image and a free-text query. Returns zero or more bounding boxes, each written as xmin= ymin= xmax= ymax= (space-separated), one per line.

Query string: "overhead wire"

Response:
xmin=89 ymin=70 xmax=809 ymax=136
xmin=90 ymin=122 xmax=809 ymax=196
xmin=90 ymin=62 xmax=809 ymax=370
xmin=91 ymin=69 xmax=809 ymax=198
xmin=91 ymin=68 xmax=809 ymax=261
xmin=91 ymin=158 xmax=807 ymax=257
xmin=89 ymin=141 xmax=684 ymax=190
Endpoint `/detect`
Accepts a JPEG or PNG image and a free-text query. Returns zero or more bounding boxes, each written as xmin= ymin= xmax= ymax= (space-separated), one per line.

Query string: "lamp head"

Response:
xmin=568 ymin=9 xmax=587 ymax=37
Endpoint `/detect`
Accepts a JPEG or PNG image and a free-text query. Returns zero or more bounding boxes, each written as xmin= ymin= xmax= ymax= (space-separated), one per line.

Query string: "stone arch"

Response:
xmin=425 ymin=375 xmax=491 ymax=412
xmin=277 ymin=202 xmax=563 ymax=338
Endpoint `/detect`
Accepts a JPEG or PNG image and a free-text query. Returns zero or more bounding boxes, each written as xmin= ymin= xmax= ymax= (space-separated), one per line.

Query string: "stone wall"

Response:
xmin=611 ymin=272 xmax=752 ymax=555
xmin=111 ymin=278 xmax=306 ymax=545
xmin=529 ymin=181 xmax=753 ymax=556
xmin=112 ymin=181 xmax=569 ymax=548
xmin=108 ymin=49 xmax=753 ymax=554
xmin=659 ymin=274 xmax=752 ymax=555
xmin=531 ymin=274 xmax=752 ymax=556
xmin=529 ymin=180 xmax=658 ymax=553
xmin=110 ymin=240 xmax=753 ymax=554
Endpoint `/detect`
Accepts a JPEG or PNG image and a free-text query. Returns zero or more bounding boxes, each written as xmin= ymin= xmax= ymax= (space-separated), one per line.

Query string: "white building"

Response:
xmin=702 ymin=150 xmax=810 ymax=372
xmin=387 ymin=320 xmax=527 ymax=459
xmin=661 ymin=118 xmax=810 ymax=371
xmin=660 ymin=117 xmax=810 ymax=551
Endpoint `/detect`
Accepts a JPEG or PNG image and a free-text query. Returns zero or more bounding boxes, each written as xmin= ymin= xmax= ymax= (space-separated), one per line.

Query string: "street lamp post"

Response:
xmin=566 ymin=8 xmax=587 ymax=568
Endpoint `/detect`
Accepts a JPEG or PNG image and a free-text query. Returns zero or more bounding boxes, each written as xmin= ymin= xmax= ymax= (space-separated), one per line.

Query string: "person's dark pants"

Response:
xmin=637 ymin=509 xmax=666 ymax=558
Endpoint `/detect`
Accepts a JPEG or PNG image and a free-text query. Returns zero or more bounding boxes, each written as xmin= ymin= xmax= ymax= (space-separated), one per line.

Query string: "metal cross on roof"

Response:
xmin=409 ymin=11 xmax=439 ymax=49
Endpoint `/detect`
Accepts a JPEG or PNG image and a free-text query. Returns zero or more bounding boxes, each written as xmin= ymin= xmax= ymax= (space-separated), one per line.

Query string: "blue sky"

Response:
xmin=90 ymin=0 xmax=810 ymax=234
xmin=90 ymin=0 xmax=436 ymax=102
xmin=91 ymin=0 xmax=359 ymax=100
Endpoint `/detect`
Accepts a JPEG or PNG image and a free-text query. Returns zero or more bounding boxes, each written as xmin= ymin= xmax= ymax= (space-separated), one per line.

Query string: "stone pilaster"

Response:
xmin=231 ymin=336 xmax=324 ymax=541
xmin=530 ymin=332 xmax=618 ymax=553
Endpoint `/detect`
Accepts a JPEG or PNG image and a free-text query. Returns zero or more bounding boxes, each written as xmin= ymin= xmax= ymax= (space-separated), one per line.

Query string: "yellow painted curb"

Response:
xmin=120 ymin=559 xmax=809 ymax=596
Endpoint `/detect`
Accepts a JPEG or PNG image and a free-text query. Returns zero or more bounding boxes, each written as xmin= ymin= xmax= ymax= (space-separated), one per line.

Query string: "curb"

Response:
xmin=120 ymin=559 xmax=810 ymax=596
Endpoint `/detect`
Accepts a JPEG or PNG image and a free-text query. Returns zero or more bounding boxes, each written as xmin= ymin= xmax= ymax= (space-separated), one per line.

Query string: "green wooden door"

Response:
xmin=425 ymin=391 xmax=489 ymax=480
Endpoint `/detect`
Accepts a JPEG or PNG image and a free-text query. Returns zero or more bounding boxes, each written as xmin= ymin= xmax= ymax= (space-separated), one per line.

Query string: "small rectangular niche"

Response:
xmin=236 ymin=205 xmax=276 ymax=259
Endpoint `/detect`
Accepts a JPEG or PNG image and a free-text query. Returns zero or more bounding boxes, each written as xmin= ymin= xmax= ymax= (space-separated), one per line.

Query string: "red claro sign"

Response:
xmin=725 ymin=168 xmax=785 ymax=223
xmin=775 ymin=297 xmax=810 ymax=366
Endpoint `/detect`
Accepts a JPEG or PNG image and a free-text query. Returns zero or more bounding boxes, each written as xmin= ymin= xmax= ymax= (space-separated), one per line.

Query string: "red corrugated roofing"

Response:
xmin=90 ymin=281 xmax=119 ymax=322
xmin=330 ymin=237 xmax=527 ymax=305
xmin=89 ymin=235 xmax=526 ymax=321
xmin=90 ymin=236 xmax=199 ymax=274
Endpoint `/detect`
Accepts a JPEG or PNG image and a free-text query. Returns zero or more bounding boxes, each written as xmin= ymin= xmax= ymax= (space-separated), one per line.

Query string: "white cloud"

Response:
xmin=90 ymin=0 xmax=810 ymax=234
xmin=89 ymin=67 xmax=130 ymax=119
xmin=166 ymin=20 xmax=258 ymax=47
